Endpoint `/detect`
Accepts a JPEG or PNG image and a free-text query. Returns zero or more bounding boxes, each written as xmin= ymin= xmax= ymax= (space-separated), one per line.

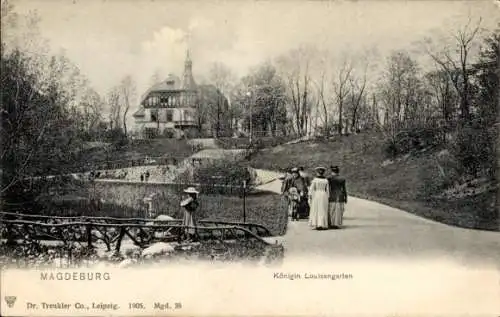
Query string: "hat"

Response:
xmin=291 ymin=167 xmax=299 ymax=173
xmin=315 ymin=166 xmax=326 ymax=174
xmin=288 ymin=187 xmax=299 ymax=195
xmin=330 ymin=165 xmax=340 ymax=173
xmin=183 ymin=187 xmax=199 ymax=194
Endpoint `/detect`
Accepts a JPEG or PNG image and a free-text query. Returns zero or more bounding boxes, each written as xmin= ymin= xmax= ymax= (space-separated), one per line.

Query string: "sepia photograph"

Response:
xmin=0 ymin=0 xmax=499 ymax=315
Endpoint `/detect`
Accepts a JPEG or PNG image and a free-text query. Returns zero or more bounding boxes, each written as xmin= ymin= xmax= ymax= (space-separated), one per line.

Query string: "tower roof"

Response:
xmin=181 ymin=49 xmax=196 ymax=90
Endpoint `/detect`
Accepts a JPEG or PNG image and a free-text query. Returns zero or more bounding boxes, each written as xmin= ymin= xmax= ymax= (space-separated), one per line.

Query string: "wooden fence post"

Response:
xmin=5 ymin=223 xmax=15 ymax=246
xmin=86 ymin=223 xmax=93 ymax=248
xmin=115 ymin=227 xmax=126 ymax=253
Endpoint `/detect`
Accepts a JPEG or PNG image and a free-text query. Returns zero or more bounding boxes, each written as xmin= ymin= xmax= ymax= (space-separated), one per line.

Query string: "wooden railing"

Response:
xmin=0 ymin=212 xmax=274 ymax=253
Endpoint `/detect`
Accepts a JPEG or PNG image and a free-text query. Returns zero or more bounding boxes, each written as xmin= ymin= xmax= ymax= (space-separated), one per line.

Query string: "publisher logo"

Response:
xmin=4 ymin=296 xmax=17 ymax=308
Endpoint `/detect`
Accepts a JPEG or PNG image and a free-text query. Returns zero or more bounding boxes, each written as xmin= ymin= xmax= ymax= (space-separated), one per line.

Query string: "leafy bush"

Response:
xmin=417 ymin=154 xmax=460 ymax=200
xmin=36 ymin=198 xmax=147 ymax=218
xmin=452 ymin=120 xmax=496 ymax=178
xmin=384 ymin=127 xmax=443 ymax=158
xmin=163 ymin=129 xmax=175 ymax=139
xmin=112 ymin=137 xmax=129 ymax=151
xmin=185 ymin=128 xmax=200 ymax=139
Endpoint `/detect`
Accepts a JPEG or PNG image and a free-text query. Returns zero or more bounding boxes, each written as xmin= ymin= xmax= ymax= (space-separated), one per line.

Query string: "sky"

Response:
xmin=6 ymin=0 xmax=500 ymax=104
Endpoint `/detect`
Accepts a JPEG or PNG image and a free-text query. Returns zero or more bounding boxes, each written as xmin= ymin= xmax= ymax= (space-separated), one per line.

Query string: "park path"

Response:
xmin=253 ymin=169 xmax=500 ymax=267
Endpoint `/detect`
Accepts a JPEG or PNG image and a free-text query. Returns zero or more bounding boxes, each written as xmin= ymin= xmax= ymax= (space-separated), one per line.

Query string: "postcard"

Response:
xmin=1 ymin=0 xmax=499 ymax=316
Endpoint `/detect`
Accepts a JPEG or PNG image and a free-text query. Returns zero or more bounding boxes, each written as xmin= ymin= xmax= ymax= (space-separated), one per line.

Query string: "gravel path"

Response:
xmin=254 ymin=170 xmax=500 ymax=267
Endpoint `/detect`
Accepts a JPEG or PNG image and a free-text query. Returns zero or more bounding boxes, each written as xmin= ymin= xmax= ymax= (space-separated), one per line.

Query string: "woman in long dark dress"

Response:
xmin=180 ymin=187 xmax=200 ymax=241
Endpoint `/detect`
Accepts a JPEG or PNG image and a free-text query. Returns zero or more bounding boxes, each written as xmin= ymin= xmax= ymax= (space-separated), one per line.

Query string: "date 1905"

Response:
xmin=128 ymin=303 xmax=145 ymax=310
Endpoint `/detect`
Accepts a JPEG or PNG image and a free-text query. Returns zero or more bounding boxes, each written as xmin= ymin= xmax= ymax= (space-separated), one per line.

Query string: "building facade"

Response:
xmin=133 ymin=51 xmax=231 ymax=139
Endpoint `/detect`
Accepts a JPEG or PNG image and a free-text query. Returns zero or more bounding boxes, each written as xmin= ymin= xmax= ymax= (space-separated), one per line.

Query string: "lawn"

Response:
xmin=38 ymin=182 xmax=288 ymax=237
xmin=246 ymin=133 xmax=498 ymax=231
xmin=78 ymin=138 xmax=196 ymax=168
xmin=200 ymin=193 xmax=288 ymax=236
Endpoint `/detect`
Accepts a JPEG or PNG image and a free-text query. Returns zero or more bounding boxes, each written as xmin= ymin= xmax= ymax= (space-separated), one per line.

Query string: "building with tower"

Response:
xmin=132 ymin=51 xmax=231 ymax=139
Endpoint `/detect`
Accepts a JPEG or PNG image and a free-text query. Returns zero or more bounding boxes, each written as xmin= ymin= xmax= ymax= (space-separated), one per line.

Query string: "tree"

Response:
xmin=118 ymin=75 xmax=136 ymax=138
xmin=311 ymin=51 xmax=334 ymax=137
xmin=196 ymin=84 xmax=231 ymax=138
xmin=1 ymin=1 xmax=108 ymax=213
xmin=276 ymin=46 xmax=316 ymax=136
xmin=378 ymin=50 xmax=423 ymax=136
xmin=238 ymin=62 xmax=288 ymax=137
xmin=79 ymin=88 xmax=104 ymax=139
xmin=0 ymin=48 xmax=87 ymax=201
xmin=455 ymin=27 xmax=499 ymax=177
xmin=208 ymin=62 xmax=236 ymax=136
xmin=424 ymin=17 xmax=483 ymax=123
xmin=333 ymin=55 xmax=353 ymax=135
xmin=106 ymin=87 xmax=121 ymax=131
xmin=1 ymin=1 xmax=50 ymax=60
xmin=424 ymin=70 xmax=458 ymax=130
xmin=347 ymin=61 xmax=368 ymax=133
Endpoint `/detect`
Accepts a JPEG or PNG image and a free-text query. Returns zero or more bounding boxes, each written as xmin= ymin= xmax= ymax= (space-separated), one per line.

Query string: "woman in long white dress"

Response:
xmin=308 ymin=167 xmax=330 ymax=230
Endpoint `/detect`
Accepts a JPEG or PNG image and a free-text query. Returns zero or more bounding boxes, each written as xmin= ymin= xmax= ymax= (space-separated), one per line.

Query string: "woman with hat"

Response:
xmin=308 ymin=166 xmax=330 ymax=230
xmin=289 ymin=167 xmax=309 ymax=218
xmin=327 ymin=166 xmax=348 ymax=229
xmin=180 ymin=186 xmax=200 ymax=241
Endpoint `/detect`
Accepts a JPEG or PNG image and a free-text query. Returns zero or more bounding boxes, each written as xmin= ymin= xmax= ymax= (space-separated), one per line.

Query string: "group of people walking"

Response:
xmin=140 ymin=170 xmax=151 ymax=182
xmin=280 ymin=167 xmax=311 ymax=220
xmin=281 ymin=165 xmax=348 ymax=230
xmin=178 ymin=164 xmax=347 ymax=243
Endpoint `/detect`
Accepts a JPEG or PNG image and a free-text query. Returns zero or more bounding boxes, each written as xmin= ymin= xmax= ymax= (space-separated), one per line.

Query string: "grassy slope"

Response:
xmin=201 ymin=193 xmax=287 ymax=236
xmin=247 ymin=133 xmax=498 ymax=231
xmin=47 ymin=189 xmax=287 ymax=237
xmin=47 ymin=138 xmax=287 ymax=236
xmin=81 ymin=139 xmax=196 ymax=164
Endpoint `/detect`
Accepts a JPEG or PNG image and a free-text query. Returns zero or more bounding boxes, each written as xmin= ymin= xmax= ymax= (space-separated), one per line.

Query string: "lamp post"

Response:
xmin=246 ymin=91 xmax=253 ymax=144
xmin=242 ymin=180 xmax=247 ymax=223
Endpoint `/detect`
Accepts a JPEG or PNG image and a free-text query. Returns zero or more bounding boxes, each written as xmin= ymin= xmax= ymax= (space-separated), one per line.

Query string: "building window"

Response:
xmin=183 ymin=109 xmax=192 ymax=121
xmin=166 ymin=110 xmax=173 ymax=122
xmin=151 ymin=110 xmax=158 ymax=122
xmin=160 ymin=96 xmax=168 ymax=105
